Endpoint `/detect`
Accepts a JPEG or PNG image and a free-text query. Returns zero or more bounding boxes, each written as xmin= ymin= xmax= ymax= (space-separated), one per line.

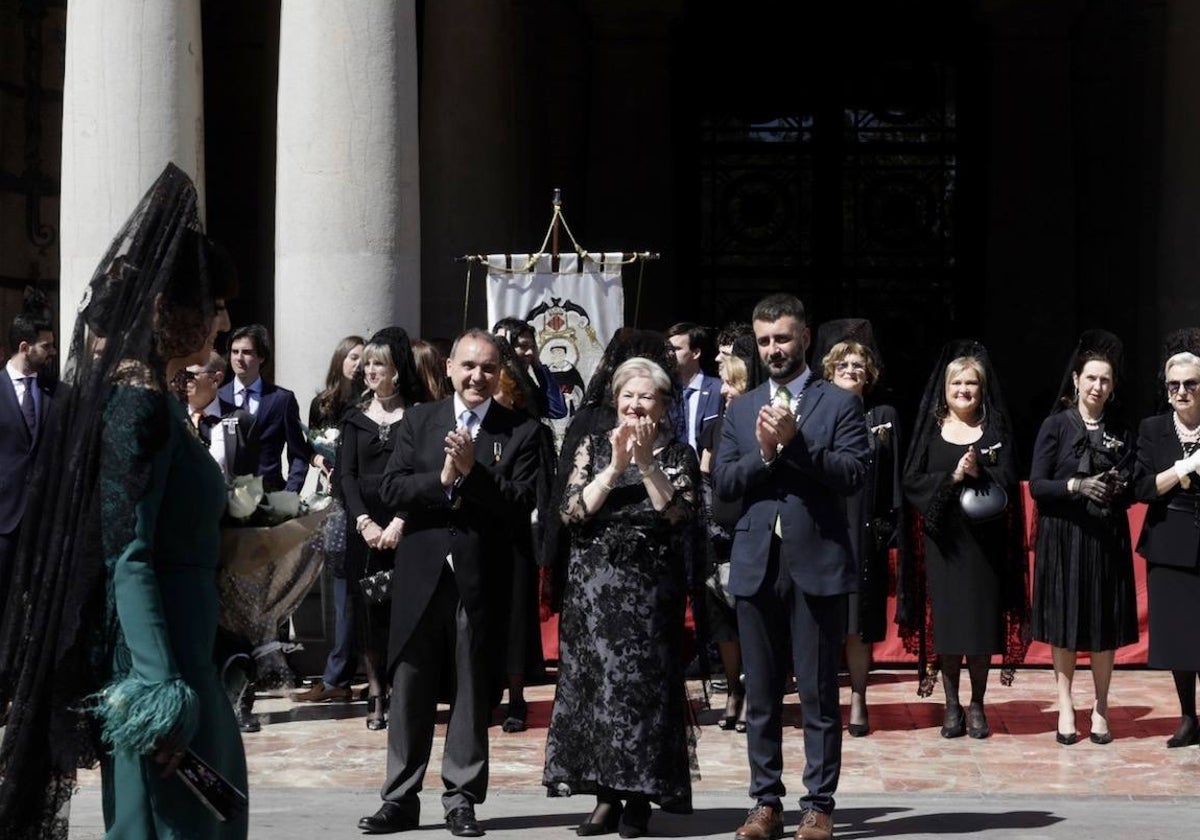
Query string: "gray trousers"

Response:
xmin=381 ymin=570 xmax=489 ymax=819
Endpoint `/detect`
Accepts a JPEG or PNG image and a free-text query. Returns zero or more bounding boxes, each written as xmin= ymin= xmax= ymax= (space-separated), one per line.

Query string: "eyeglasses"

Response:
xmin=1166 ymin=379 xmax=1200 ymax=394
xmin=835 ymin=361 xmax=866 ymax=372
xmin=183 ymin=370 xmax=212 ymax=382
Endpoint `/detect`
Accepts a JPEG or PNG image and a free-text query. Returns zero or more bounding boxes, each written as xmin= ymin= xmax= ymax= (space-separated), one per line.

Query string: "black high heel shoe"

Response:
xmin=1166 ymin=715 xmax=1200 ymax=748
xmin=718 ymin=690 xmax=745 ymax=731
xmin=618 ymin=797 xmax=651 ymax=839
xmin=366 ymin=695 xmax=387 ymax=731
xmin=577 ymin=801 xmax=622 ymax=837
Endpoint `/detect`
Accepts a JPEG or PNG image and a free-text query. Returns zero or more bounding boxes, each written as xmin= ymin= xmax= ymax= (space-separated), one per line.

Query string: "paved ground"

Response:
xmin=66 ymin=668 xmax=1200 ymax=838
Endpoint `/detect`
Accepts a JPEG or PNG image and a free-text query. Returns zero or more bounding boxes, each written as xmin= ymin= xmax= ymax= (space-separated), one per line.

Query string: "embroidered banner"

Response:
xmin=486 ymin=253 xmax=624 ymax=439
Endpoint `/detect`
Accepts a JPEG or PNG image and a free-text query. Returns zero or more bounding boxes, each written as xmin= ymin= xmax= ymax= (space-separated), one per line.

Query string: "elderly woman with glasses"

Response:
xmin=1134 ymin=332 xmax=1200 ymax=749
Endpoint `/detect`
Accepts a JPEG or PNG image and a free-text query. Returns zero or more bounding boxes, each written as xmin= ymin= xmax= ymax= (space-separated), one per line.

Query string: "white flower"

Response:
xmin=262 ymin=491 xmax=301 ymax=520
xmin=324 ymin=428 xmax=340 ymax=443
xmin=227 ymin=474 xmax=264 ymax=520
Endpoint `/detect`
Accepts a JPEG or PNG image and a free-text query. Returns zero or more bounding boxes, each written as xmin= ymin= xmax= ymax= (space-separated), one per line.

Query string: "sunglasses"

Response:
xmin=1166 ymin=379 xmax=1200 ymax=394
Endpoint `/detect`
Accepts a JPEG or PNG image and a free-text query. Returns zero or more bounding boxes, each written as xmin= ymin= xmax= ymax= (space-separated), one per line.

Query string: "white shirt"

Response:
xmin=6 ymin=360 xmax=38 ymax=417
xmin=190 ymin=398 xmax=227 ymax=477
xmin=684 ymin=370 xmax=705 ymax=451
xmin=233 ymin=377 xmax=262 ymax=416
xmin=452 ymin=394 xmax=492 ymax=439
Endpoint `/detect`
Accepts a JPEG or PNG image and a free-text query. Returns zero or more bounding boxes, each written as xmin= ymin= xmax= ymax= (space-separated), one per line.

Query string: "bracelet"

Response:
xmin=597 ymin=475 xmax=616 ymax=492
xmin=355 ymin=514 xmax=371 ymax=533
xmin=638 ymin=461 xmax=660 ymax=478
xmin=1068 ymin=478 xmax=1080 ymax=495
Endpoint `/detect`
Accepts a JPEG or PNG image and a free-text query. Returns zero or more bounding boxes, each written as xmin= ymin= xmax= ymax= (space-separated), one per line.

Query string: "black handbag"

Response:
xmin=359 ymin=569 xmax=393 ymax=604
xmin=959 ymin=478 xmax=1008 ymax=523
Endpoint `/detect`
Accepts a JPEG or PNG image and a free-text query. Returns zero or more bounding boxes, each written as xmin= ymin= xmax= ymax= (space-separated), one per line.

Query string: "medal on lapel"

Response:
xmin=493 ymin=441 xmax=503 ymax=464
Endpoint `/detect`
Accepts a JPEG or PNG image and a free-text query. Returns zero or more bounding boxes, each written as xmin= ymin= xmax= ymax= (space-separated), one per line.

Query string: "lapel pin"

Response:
xmin=494 ymin=441 xmax=503 ymax=463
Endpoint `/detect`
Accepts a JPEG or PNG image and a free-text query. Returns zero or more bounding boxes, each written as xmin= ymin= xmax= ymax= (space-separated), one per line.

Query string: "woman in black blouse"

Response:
xmin=338 ymin=327 xmax=423 ymax=729
xmin=1134 ymin=335 xmax=1200 ymax=748
xmin=1030 ymin=331 xmax=1136 ymax=745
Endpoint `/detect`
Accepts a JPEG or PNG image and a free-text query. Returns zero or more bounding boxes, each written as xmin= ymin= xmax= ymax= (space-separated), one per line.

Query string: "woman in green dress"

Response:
xmin=0 ymin=164 xmax=248 ymax=839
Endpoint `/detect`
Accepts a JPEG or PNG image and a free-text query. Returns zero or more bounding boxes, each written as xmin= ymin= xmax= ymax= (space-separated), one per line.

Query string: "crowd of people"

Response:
xmin=2 ymin=165 xmax=1200 ymax=840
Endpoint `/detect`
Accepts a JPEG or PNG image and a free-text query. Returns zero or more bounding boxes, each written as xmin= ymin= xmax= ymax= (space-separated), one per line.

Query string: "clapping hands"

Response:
xmin=951 ymin=446 xmax=980 ymax=483
xmin=610 ymin=415 xmax=657 ymax=472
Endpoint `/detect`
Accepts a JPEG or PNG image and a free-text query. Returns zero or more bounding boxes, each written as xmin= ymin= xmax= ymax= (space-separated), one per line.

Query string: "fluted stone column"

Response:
xmin=59 ymin=0 xmax=205 ymax=329
xmin=274 ymin=0 xmax=420 ymax=406
xmin=1159 ymin=0 xmax=1200 ymax=336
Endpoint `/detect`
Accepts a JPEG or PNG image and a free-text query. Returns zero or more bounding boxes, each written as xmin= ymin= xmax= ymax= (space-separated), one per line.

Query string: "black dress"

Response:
xmin=543 ymin=433 xmax=699 ymax=810
xmin=1134 ymin=413 xmax=1200 ymax=670
xmin=1029 ymin=411 xmax=1137 ymax=651
xmin=847 ymin=404 xmax=904 ymax=643
xmin=338 ymin=407 xmax=400 ymax=653
xmin=904 ymin=431 xmax=1016 ymax=655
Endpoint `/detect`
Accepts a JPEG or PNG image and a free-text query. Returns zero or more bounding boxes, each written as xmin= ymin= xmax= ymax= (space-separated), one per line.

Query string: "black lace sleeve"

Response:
xmin=659 ymin=441 xmax=700 ymax=527
xmin=560 ymin=433 xmax=597 ymax=524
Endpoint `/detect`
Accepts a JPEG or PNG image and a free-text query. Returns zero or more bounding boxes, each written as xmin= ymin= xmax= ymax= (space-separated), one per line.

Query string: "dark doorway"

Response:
xmin=675 ymin=2 xmax=984 ymax=415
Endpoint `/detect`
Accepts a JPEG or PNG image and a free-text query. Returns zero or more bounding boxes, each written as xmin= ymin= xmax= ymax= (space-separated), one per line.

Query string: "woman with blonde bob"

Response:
xmin=544 ymin=356 xmax=700 ymax=838
xmin=903 ymin=340 xmax=1025 ymax=741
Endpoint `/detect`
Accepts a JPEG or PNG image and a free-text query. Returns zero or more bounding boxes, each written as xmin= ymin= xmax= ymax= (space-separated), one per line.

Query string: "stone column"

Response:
xmin=1158 ymin=0 xmax=1200 ymax=336
xmin=59 ymin=0 xmax=205 ymax=330
xmin=274 ymin=0 xmax=420 ymax=405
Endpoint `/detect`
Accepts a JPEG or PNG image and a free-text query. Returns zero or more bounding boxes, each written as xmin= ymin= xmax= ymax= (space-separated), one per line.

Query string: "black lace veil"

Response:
xmin=898 ymin=338 xmax=1029 ymax=694
xmin=1049 ymin=329 xmax=1126 ymax=420
xmin=0 ymin=163 xmax=214 ymax=837
xmin=358 ymin=326 xmax=424 ymax=409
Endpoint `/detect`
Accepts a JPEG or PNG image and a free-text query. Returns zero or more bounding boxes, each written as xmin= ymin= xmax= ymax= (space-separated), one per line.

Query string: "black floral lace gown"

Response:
xmin=543 ymin=433 xmax=699 ymax=811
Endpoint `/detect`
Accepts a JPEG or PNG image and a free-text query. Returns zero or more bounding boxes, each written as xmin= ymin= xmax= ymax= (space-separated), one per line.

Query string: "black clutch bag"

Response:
xmin=359 ymin=569 xmax=393 ymax=604
xmin=176 ymin=748 xmax=248 ymax=823
xmin=959 ymin=479 xmax=1008 ymax=523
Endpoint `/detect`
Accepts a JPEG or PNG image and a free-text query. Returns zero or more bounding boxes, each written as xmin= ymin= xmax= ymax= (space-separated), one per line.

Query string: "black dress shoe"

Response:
xmin=445 ymin=805 xmax=484 ymax=837
xmin=940 ymin=704 xmax=965 ymax=738
xmin=358 ymin=802 xmax=418 ymax=834
xmin=966 ymin=702 xmax=990 ymax=739
xmin=1055 ymin=730 xmax=1079 ymax=745
xmin=501 ymin=699 xmax=527 ymax=733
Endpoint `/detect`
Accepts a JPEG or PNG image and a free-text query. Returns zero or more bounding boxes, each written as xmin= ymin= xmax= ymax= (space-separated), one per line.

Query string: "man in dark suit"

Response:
xmin=0 ymin=306 xmax=56 ymax=582
xmin=668 ymin=321 xmax=723 ymax=453
xmin=714 ymin=294 xmax=870 ymax=840
xmin=217 ymin=324 xmax=317 ymax=491
xmin=358 ymin=329 xmax=541 ymax=837
xmin=186 ymin=350 xmax=259 ymax=480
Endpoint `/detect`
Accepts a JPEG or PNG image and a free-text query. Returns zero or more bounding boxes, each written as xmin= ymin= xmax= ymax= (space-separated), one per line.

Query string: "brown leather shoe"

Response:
xmin=735 ymin=804 xmax=784 ymax=840
xmin=289 ymin=679 xmax=352 ymax=702
xmin=793 ymin=808 xmax=834 ymax=840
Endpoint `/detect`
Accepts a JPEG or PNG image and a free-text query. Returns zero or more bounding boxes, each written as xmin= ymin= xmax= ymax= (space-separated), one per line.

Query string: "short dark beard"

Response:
xmin=765 ymin=354 xmax=805 ymax=382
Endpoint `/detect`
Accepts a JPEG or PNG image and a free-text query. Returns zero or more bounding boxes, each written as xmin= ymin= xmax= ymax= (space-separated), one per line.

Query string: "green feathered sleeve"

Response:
xmin=92 ymin=384 xmax=199 ymax=753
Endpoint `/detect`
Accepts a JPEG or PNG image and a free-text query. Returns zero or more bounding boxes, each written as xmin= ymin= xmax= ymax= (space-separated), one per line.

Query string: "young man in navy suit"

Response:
xmin=668 ymin=321 xmax=723 ymax=453
xmin=714 ymin=294 xmax=870 ymax=840
xmin=0 ymin=305 xmax=56 ymax=582
xmin=218 ymin=324 xmax=317 ymax=492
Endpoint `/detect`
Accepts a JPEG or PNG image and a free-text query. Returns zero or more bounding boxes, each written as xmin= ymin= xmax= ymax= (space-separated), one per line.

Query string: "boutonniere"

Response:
xmin=1101 ymin=432 xmax=1124 ymax=453
xmin=870 ymin=420 xmax=893 ymax=444
xmin=979 ymin=441 xmax=1003 ymax=466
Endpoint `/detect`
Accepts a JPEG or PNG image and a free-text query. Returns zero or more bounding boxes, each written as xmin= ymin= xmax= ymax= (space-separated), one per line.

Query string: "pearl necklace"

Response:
xmin=1080 ymin=408 xmax=1104 ymax=429
xmin=1174 ymin=412 xmax=1200 ymax=445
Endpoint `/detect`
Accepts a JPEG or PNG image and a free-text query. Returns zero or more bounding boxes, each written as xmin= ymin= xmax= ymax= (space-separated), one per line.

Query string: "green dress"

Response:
xmin=96 ymin=386 xmax=248 ymax=839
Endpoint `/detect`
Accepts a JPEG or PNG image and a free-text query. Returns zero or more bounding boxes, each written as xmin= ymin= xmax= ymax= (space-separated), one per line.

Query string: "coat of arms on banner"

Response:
xmin=526 ymin=297 xmax=600 ymax=420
